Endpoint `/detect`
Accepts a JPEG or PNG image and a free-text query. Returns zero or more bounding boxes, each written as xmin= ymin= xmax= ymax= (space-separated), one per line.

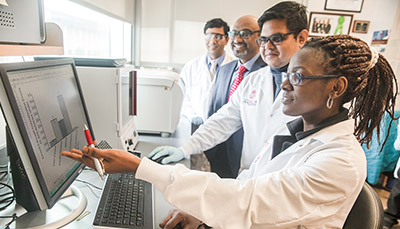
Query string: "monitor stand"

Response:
xmin=4 ymin=185 xmax=87 ymax=228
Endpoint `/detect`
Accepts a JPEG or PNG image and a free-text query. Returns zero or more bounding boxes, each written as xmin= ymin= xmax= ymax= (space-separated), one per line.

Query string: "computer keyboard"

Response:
xmin=93 ymin=173 xmax=153 ymax=228
xmin=96 ymin=140 xmax=113 ymax=150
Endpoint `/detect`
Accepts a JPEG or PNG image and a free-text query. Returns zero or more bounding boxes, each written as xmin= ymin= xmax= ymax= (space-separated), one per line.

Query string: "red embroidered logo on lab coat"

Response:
xmin=244 ymin=90 xmax=258 ymax=105
xmin=249 ymin=90 xmax=256 ymax=99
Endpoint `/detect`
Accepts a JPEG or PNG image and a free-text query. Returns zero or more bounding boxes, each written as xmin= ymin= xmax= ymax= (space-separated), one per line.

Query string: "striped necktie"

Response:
xmin=228 ymin=65 xmax=246 ymax=101
xmin=210 ymin=61 xmax=218 ymax=81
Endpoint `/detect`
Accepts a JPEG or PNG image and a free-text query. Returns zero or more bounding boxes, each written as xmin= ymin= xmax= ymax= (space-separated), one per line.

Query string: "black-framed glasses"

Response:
xmin=204 ymin=33 xmax=227 ymax=40
xmin=227 ymin=29 xmax=260 ymax=39
xmin=282 ymin=72 xmax=339 ymax=85
xmin=256 ymin=31 xmax=296 ymax=47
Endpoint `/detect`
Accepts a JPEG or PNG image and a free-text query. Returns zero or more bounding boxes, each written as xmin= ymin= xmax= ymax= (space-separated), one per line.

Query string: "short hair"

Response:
xmin=203 ymin=18 xmax=230 ymax=36
xmin=257 ymin=1 xmax=308 ymax=37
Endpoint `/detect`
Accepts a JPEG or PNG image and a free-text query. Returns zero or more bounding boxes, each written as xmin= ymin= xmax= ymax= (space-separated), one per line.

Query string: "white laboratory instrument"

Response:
xmin=76 ymin=65 xmax=139 ymax=151
xmin=135 ymin=69 xmax=183 ymax=137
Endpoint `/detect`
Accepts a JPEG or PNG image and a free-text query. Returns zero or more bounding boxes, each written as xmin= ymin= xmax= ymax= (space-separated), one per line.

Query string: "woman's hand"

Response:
xmin=62 ymin=146 xmax=141 ymax=173
xmin=159 ymin=209 xmax=202 ymax=229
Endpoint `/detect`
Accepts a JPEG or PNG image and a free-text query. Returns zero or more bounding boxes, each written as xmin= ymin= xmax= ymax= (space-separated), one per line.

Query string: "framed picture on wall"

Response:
xmin=352 ymin=20 xmax=370 ymax=33
xmin=325 ymin=0 xmax=364 ymax=13
xmin=308 ymin=12 xmax=353 ymax=37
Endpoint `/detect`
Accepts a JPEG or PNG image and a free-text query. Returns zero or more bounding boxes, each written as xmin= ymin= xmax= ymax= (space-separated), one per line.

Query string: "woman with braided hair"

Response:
xmin=62 ymin=34 xmax=397 ymax=228
xmin=300 ymin=34 xmax=397 ymax=146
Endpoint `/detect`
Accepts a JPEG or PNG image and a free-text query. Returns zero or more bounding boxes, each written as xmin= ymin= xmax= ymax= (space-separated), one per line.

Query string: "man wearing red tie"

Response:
xmin=206 ymin=15 xmax=267 ymax=178
xmin=149 ymin=1 xmax=309 ymax=180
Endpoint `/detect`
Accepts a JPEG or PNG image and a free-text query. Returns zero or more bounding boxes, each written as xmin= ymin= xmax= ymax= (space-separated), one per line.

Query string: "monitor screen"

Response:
xmin=0 ymin=59 xmax=92 ymax=211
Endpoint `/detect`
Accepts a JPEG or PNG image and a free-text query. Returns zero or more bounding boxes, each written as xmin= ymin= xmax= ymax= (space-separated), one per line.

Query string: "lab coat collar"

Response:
xmin=271 ymin=109 xmax=349 ymax=159
xmin=288 ymin=108 xmax=349 ymax=140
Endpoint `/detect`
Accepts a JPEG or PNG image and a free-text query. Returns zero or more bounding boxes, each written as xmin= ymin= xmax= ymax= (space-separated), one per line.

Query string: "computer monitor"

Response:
xmin=0 ymin=59 xmax=92 ymax=213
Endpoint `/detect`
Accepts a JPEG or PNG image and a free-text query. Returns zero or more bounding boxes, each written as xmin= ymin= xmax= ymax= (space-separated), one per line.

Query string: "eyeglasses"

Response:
xmin=282 ymin=72 xmax=338 ymax=86
xmin=204 ymin=33 xmax=227 ymax=40
xmin=256 ymin=32 xmax=296 ymax=47
xmin=227 ymin=29 xmax=260 ymax=39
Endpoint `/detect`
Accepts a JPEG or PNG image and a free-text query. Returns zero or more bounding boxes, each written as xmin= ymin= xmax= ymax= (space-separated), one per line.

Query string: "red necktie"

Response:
xmin=228 ymin=65 xmax=246 ymax=101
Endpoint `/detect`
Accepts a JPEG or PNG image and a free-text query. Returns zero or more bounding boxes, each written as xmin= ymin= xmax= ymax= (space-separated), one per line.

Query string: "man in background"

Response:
xmin=180 ymin=18 xmax=233 ymax=127
xmin=150 ymin=1 xmax=308 ymax=180
xmin=154 ymin=2 xmax=310 ymax=227
xmin=179 ymin=18 xmax=234 ymax=171
xmin=205 ymin=15 xmax=266 ymax=178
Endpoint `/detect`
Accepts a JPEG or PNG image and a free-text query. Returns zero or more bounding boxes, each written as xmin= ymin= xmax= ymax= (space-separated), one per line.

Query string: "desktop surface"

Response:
xmin=0 ymin=118 xmax=191 ymax=228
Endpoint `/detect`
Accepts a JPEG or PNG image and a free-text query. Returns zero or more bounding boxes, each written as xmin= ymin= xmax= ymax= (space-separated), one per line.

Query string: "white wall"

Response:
xmin=1 ymin=0 xmax=400 ymax=148
xmin=306 ymin=0 xmax=399 ymax=44
xmin=70 ymin=0 xmax=135 ymax=24
xmin=140 ymin=0 xmax=283 ymax=65
xmin=306 ymin=0 xmax=400 ymax=109
xmin=139 ymin=0 xmax=400 ymax=67
xmin=383 ymin=2 xmax=400 ymax=109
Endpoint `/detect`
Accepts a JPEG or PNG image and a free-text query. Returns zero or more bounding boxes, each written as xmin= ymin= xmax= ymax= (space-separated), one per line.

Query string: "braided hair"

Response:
xmin=303 ymin=35 xmax=398 ymax=146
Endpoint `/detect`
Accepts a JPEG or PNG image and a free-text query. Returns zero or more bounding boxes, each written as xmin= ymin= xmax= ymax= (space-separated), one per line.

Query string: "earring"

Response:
xmin=326 ymin=95 xmax=333 ymax=109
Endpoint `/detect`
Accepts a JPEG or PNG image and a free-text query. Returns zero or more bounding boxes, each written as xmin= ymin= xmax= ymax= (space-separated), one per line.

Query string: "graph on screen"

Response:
xmin=8 ymin=64 xmax=88 ymax=193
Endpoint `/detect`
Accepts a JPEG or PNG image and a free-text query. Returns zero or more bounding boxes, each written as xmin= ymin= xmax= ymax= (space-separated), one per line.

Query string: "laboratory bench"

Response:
xmin=0 ymin=118 xmax=192 ymax=228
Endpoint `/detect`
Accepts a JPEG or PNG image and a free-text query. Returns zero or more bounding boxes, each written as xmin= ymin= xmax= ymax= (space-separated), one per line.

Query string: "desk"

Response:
xmin=1 ymin=118 xmax=192 ymax=228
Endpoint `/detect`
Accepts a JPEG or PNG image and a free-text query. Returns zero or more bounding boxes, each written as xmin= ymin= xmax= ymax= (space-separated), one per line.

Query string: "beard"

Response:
xmin=233 ymin=49 xmax=248 ymax=59
xmin=232 ymin=42 xmax=248 ymax=59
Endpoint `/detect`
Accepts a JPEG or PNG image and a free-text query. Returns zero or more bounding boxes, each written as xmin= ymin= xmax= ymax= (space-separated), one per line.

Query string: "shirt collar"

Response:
xmin=236 ymin=53 xmax=260 ymax=71
xmin=271 ymin=109 xmax=349 ymax=159
xmin=270 ymin=64 xmax=289 ymax=76
xmin=287 ymin=108 xmax=349 ymax=140
xmin=206 ymin=52 xmax=225 ymax=69
xmin=270 ymin=64 xmax=289 ymax=100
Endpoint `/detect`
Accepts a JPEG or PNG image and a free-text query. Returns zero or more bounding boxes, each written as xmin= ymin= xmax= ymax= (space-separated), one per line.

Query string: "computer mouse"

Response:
xmin=151 ymin=155 xmax=169 ymax=164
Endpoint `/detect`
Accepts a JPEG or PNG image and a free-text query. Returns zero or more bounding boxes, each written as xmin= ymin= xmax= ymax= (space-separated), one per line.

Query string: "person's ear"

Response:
xmin=225 ymin=36 xmax=230 ymax=44
xmin=297 ymin=29 xmax=309 ymax=47
xmin=331 ymin=76 xmax=348 ymax=99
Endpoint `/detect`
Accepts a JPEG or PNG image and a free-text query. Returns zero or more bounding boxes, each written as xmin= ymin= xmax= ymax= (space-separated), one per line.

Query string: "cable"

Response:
xmin=0 ymin=173 xmax=7 ymax=181
xmin=86 ymin=184 xmax=100 ymax=198
xmin=0 ymin=182 xmax=15 ymax=212
xmin=75 ymin=179 xmax=103 ymax=198
xmin=75 ymin=179 xmax=102 ymax=190
xmin=0 ymin=162 xmax=11 ymax=188
xmin=1 ymin=213 xmax=18 ymax=228
xmin=83 ymin=167 xmax=94 ymax=171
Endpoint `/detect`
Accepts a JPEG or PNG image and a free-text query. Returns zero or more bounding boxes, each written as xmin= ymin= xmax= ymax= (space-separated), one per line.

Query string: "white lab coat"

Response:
xmin=394 ymin=124 xmax=400 ymax=178
xmin=136 ymin=119 xmax=367 ymax=228
xmin=395 ymin=156 xmax=400 ymax=179
xmin=180 ymin=66 xmax=295 ymax=171
xmin=180 ymin=53 xmax=235 ymax=122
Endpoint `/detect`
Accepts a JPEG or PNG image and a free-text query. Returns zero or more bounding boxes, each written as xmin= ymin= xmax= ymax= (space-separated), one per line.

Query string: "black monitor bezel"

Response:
xmin=0 ymin=59 xmax=93 ymax=209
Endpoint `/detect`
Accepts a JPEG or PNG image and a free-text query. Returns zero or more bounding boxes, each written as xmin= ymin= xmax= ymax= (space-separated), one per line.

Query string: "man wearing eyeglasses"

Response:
xmin=179 ymin=18 xmax=234 ymax=172
xmin=180 ymin=18 xmax=234 ymax=130
xmin=202 ymin=15 xmax=267 ymax=178
xmin=151 ymin=2 xmax=312 ymax=227
xmin=150 ymin=0 xmax=308 ymax=188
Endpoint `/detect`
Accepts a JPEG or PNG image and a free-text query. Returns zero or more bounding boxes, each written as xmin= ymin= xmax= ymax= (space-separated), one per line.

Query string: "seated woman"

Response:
xmin=62 ymin=35 xmax=397 ymax=228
